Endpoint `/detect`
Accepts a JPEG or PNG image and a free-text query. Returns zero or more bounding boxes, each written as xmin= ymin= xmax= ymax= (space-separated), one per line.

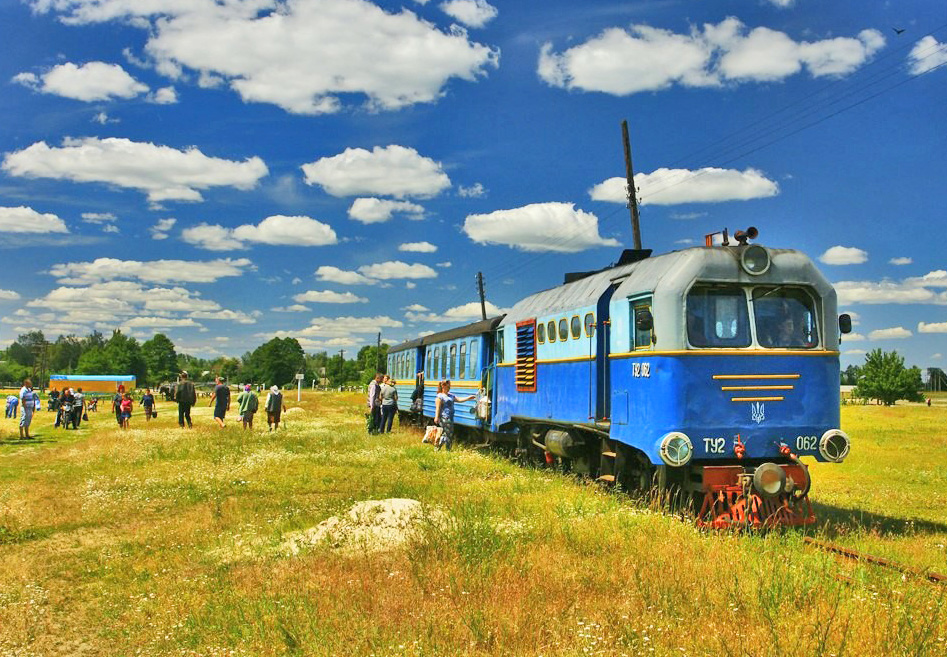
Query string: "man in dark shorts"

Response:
xmin=209 ymin=376 xmax=231 ymax=428
xmin=175 ymin=371 xmax=197 ymax=428
xmin=142 ymin=388 xmax=156 ymax=421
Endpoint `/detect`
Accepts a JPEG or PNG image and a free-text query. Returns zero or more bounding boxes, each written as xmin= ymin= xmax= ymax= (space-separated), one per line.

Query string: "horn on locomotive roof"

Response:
xmin=734 ymin=226 xmax=758 ymax=245
xmin=703 ymin=226 xmax=759 ymax=247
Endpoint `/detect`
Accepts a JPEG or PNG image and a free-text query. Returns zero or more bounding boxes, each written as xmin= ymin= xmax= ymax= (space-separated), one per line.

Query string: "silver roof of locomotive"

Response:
xmin=500 ymin=245 xmax=835 ymax=328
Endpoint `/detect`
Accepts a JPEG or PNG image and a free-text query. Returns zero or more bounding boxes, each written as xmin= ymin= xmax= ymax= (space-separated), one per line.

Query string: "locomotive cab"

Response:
xmin=606 ymin=241 xmax=850 ymax=526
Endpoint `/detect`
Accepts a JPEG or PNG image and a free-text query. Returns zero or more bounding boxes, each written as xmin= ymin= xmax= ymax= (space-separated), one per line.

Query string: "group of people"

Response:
xmin=366 ymin=373 xmax=475 ymax=450
xmin=54 ymin=386 xmax=86 ymax=429
xmin=172 ymin=372 xmax=287 ymax=431
xmin=367 ymin=372 xmax=399 ymax=434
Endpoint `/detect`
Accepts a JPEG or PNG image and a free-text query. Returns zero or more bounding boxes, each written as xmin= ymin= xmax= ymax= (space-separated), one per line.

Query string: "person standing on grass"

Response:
xmin=18 ymin=378 xmax=34 ymax=440
xmin=175 ymin=371 xmax=197 ymax=428
xmin=112 ymin=384 xmax=125 ymax=427
xmin=142 ymin=388 xmax=156 ymax=421
xmin=265 ymin=385 xmax=286 ymax=431
xmin=237 ymin=384 xmax=259 ymax=430
xmin=73 ymin=387 xmax=84 ymax=429
xmin=379 ymin=376 xmax=398 ymax=433
xmin=120 ymin=392 xmax=133 ymax=429
xmin=209 ymin=376 xmax=231 ymax=428
xmin=367 ymin=372 xmax=383 ymax=434
xmin=433 ymin=379 xmax=476 ymax=452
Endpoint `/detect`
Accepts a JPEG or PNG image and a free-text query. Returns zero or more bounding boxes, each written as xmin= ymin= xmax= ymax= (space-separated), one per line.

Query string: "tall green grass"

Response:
xmin=0 ymin=393 xmax=944 ymax=655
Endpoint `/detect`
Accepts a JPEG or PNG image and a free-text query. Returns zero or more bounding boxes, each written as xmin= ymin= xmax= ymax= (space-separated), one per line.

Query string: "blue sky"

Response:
xmin=1 ymin=0 xmax=945 ymax=371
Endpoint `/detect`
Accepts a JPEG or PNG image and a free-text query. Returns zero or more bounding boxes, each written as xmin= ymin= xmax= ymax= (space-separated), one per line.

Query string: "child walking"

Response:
xmin=120 ymin=392 xmax=133 ymax=429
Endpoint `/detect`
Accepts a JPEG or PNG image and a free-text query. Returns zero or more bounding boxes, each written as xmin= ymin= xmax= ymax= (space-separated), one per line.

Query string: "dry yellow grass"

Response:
xmin=0 ymin=392 xmax=945 ymax=656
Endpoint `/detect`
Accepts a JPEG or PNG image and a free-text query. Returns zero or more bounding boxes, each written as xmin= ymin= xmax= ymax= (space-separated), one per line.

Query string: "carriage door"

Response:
xmin=595 ymin=284 xmax=619 ymax=421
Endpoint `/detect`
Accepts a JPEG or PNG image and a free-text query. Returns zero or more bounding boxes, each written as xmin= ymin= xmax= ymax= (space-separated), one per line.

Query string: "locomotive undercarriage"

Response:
xmin=481 ymin=420 xmax=816 ymax=528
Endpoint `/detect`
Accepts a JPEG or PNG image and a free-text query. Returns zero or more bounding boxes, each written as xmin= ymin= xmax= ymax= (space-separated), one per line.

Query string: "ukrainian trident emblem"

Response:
xmin=750 ymin=402 xmax=765 ymax=424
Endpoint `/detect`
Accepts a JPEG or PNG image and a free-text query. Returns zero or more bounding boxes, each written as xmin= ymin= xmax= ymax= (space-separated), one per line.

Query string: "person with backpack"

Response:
xmin=175 ymin=371 xmax=197 ymax=428
xmin=264 ymin=385 xmax=286 ymax=431
xmin=237 ymin=384 xmax=259 ymax=430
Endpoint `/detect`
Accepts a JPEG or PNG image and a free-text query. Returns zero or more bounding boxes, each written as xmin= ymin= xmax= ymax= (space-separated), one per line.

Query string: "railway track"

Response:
xmin=804 ymin=537 xmax=947 ymax=585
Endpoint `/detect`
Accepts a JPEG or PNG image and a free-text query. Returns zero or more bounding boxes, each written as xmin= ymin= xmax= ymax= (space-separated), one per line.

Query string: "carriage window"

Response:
xmin=558 ymin=318 xmax=568 ymax=341
xmin=426 ymin=350 xmax=432 ymax=378
xmin=459 ymin=342 xmax=467 ymax=379
xmin=440 ymin=346 xmax=448 ymax=380
xmin=753 ymin=287 xmax=820 ymax=349
xmin=470 ymin=340 xmax=479 ymax=376
xmin=584 ymin=313 xmax=595 ymax=338
xmin=547 ymin=320 xmax=556 ymax=343
xmin=571 ymin=316 xmax=581 ymax=339
xmin=496 ymin=330 xmax=505 ymax=363
xmin=537 ymin=322 xmax=545 ymax=344
xmin=687 ymin=286 xmax=750 ymax=348
xmin=449 ymin=344 xmax=457 ymax=379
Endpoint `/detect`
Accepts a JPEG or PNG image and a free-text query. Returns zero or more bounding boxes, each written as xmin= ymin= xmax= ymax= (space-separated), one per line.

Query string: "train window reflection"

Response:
xmin=470 ymin=340 xmax=479 ymax=375
xmin=537 ymin=322 xmax=545 ymax=343
xmin=558 ymin=318 xmax=568 ymax=341
xmin=753 ymin=287 xmax=819 ymax=348
xmin=459 ymin=342 xmax=467 ymax=379
xmin=584 ymin=313 xmax=595 ymax=338
xmin=571 ymin=316 xmax=581 ymax=339
xmin=687 ymin=286 xmax=750 ymax=348
xmin=547 ymin=321 xmax=557 ymax=343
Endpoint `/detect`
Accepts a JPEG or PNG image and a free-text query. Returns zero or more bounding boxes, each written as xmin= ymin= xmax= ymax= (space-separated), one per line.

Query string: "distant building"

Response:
xmin=49 ymin=374 xmax=136 ymax=393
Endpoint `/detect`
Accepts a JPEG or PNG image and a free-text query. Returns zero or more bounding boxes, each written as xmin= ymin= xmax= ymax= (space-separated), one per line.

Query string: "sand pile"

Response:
xmin=281 ymin=498 xmax=434 ymax=555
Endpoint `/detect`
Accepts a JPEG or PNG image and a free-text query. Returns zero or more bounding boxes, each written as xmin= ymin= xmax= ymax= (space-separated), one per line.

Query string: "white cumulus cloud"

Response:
xmin=868 ymin=326 xmax=912 ymax=340
xmin=150 ymin=217 xmax=177 ymax=240
xmin=183 ymin=215 xmax=338 ymax=250
xmin=49 ymin=257 xmax=254 ymax=285
xmin=908 ymin=36 xmax=947 ymax=75
xmin=819 ymin=246 xmax=868 ymax=265
xmin=889 ymin=256 xmax=913 ymax=265
xmin=464 ymin=202 xmax=620 ymax=253
xmin=399 ymin=241 xmax=437 ymax=253
xmin=13 ymin=61 xmax=148 ymax=101
xmin=918 ymin=322 xmax=947 ymax=333
xmin=406 ymin=300 xmax=504 ymax=323
xmin=0 ymin=206 xmax=68 ymax=234
xmin=348 ymin=198 xmax=425 ymax=224
xmin=439 ymin=0 xmax=497 ymax=28
xmin=303 ymin=145 xmax=451 ymax=198
xmin=0 ymin=290 xmax=21 ymax=300
xmin=539 ymin=18 xmax=884 ymax=95
xmin=31 ymin=0 xmax=498 ymax=114
xmin=293 ymin=290 xmax=367 ymax=304
xmin=315 ymin=266 xmax=378 ymax=286
xmin=2 ymin=137 xmax=268 ymax=204
xmin=589 ymin=167 xmax=778 ymax=205
xmin=358 ymin=261 xmax=437 ymax=280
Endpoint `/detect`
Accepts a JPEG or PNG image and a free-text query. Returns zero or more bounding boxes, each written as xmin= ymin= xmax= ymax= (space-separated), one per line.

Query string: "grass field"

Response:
xmin=1 ymin=393 xmax=945 ymax=656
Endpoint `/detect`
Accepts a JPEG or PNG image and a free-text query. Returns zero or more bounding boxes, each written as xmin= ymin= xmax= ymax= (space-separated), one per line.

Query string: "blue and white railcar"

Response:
xmin=386 ymin=338 xmax=424 ymax=415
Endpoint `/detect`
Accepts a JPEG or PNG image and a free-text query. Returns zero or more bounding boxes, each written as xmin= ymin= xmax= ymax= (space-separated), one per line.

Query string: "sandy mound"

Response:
xmin=281 ymin=498 xmax=434 ymax=555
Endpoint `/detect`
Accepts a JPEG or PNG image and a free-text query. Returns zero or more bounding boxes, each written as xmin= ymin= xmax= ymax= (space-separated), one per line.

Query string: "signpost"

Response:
xmin=295 ymin=372 xmax=304 ymax=401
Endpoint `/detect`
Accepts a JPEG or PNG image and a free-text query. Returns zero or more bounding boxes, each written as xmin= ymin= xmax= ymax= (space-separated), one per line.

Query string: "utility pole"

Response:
xmin=376 ymin=332 xmax=381 ymax=373
xmin=622 ymin=119 xmax=643 ymax=250
xmin=338 ymin=349 xmax=344 ymax=392
xmin=476 ymin=272 xmax=487 ymax=321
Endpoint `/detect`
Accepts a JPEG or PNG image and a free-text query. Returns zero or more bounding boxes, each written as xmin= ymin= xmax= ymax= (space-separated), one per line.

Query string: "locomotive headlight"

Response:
xmin=819 ymin=429 xmax=851 ymax=463
xmin=740 ymin=245 xmax=770 ymax=276
xmin=753 ymin=463 xmax=787 ymax=497
xmin=659 ymin=432 xmax=693 ymax=467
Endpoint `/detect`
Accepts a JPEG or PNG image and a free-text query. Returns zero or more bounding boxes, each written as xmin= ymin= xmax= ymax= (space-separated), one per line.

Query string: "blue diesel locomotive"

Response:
xmin=387 ymin=231 xmax=853 ymax=527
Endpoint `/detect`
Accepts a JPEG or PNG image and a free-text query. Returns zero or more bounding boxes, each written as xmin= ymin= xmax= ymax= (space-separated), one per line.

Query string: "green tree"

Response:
xmin=50 ymin=335 xmax=83 ymax=372
xmin=7 ymin=330 xmax=46 ymax=367
xmin=356 ymin=343 xmax=389 ymax=383
xmin=841 ymin=364 xmax=861 ymax=386
xmin=76 ymin=346 xmax=112 ymax=374
xmin=142 ymin=333 xmax=179 ymax=385
xmin=853 ymin=349 xmax=924 ymax=406
xmin=244 ymin=337 xmax=305 ymax=388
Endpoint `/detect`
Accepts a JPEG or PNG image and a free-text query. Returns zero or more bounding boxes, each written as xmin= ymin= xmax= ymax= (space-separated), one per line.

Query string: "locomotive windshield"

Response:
xmin=686 ymin=286 xmax=751 ymax=348
xmin=752 ymin=287 xmax=819 ymax=348
xmin=686 ymin=284 xmax=820 ymax=349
